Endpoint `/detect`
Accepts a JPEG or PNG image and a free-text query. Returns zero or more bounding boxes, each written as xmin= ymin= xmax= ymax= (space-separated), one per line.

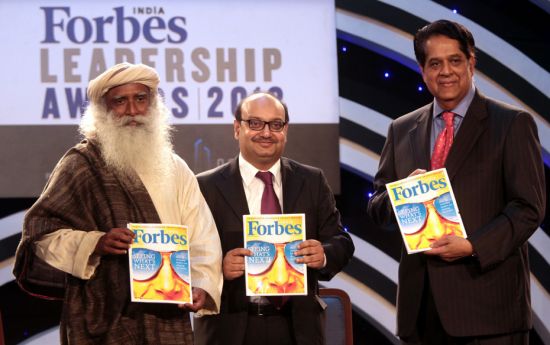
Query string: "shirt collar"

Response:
xmin=238 ymin=153 xmax=282 ymax=188
xmin=433 ymin=82 xmax=476 ymax=119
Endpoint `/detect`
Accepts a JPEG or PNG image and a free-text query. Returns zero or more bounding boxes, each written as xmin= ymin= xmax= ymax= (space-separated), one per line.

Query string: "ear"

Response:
xmin=283 ymin=124 xmax=289 ymax=139
xmin=233 ymin=119 xmax=241 ymax=140
xmin=468 ymin=55 xmax=476 ymax=72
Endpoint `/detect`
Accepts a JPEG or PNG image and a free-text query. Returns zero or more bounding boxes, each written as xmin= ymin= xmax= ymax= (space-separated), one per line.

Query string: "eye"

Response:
xmin=270 ymin=120 xmax=285 ymax=131
xmin=249 ymin=119 xmax=264 ymax=129
xmin=113 ymin=98 xmax=126 ymax=106
xmin=450 ymin=57 xmax=462 ymax=65
xmin=136 ymin=94 xmax=148 ymax=102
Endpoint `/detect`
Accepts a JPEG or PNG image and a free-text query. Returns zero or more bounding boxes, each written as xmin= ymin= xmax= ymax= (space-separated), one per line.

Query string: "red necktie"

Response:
xmin=255 ymin=171 xmax=288 ymax=309
xmin=431 ymin=112 xmax=455 ymax=170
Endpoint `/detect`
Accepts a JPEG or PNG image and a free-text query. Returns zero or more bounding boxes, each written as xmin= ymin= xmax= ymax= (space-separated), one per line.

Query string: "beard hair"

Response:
xmin=84 ymin=97 xmax=175 ymax=187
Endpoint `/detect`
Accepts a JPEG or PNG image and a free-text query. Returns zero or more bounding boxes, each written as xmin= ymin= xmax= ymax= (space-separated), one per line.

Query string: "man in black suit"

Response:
xmin=367 ymin=20 xmax=545 ymax=345
xmin=193 ymin=91 xmax=354 ymax=345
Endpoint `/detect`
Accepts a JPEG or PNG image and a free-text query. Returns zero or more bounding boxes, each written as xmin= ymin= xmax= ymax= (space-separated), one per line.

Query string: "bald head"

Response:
xmin=87 ymin=63 xmax=160 ymax=105
xmin=234 ymin=92 xmax=289 ymax=123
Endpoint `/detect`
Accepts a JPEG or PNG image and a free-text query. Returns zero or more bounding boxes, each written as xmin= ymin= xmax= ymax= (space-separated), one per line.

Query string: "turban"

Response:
xmin=87 ymin=62 xmax=160 ymax=104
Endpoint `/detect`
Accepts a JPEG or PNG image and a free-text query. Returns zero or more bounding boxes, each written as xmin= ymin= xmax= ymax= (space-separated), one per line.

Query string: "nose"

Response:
xmin=271 ymin=245 xmax=291 ymax=288
xmin=155 ymin=253 xmax=181 ymax=296
xmin=424 ymin=202 xmax=444 ymax=239
xmin=126 ymin=100 xmax=139 ymax=116
xmin=259 ymin=123 xmax=272 ymax=136
xmin=439 ymin=61 xmax=452 ymax=75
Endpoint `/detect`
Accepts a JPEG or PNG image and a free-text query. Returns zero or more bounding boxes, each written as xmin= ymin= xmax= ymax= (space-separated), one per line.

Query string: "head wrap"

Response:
xmin=87 ymin=62 xmax=160 ymax=104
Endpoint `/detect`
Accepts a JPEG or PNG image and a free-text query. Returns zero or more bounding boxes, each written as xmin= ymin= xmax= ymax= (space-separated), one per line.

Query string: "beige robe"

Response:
xmin=14 ymin=139 xmax=222 ymax=345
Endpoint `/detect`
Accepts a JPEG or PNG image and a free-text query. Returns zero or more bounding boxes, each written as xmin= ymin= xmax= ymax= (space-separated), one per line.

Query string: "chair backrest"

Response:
xmin=320 ymin=288 xmax=353 ymax=345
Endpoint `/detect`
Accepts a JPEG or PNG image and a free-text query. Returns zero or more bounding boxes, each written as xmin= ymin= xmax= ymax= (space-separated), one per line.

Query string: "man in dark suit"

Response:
xmin=367 ymin=20 xmax=545 ymax=345
xmin=193 ymin=91 xmax=354 ymax=345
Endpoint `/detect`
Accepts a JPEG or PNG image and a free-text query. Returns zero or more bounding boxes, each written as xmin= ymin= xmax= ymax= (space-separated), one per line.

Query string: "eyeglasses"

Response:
xmin=241 ymin=118 xmax=286 ymax=132
xmin=130 ymin=248 xmax=190 ymax=282
xmin=246 ymin=240 xmax=304 ymax=275
xmin=395 ymin=192 xmax=459 ymax=234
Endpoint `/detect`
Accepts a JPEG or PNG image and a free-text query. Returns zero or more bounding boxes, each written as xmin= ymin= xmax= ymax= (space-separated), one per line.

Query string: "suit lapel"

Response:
xmin=280 ymin=158 xmax=305 ymax=213
xmin=409 ymin=107 xmax=432 ymax=171
xmin=445 ymin=91 xmax=489 ymax=180
xmin=217 ymin=157 xmax=250 ymax=220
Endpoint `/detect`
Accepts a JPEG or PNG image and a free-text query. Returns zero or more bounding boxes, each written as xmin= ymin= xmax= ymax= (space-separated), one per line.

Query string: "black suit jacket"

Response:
xmin=193 ymin=156 xmax=354 ymax=345
xmin=368 ymin=91 xmax=546 ymax=337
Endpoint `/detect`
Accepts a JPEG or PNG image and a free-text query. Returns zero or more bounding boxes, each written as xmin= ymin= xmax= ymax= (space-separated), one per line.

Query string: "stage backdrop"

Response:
xmin=0 ymin=0 xmax=340 ymax=197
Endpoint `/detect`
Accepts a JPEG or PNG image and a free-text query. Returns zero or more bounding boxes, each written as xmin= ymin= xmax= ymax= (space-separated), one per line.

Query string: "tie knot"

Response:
xmin=442 ymin=111 xmax=455 ymax=127
xmin=256 ymin=171 xmax=273 ymax=186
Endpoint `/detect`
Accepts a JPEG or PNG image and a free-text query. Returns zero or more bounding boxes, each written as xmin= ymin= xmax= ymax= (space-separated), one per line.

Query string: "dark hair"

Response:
xmin=413 ymin=20 xmax=476 ymax=67
xmin=234 ymin=91 xmax=289 ymax=123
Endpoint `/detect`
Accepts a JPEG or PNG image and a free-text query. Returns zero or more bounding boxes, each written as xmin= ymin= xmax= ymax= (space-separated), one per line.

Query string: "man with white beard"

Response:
xmin=13 ymin=63 xmax=223 ymax=345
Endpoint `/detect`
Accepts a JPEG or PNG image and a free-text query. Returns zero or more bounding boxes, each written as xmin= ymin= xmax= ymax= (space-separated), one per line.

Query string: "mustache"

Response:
xmin=252 ymin=136 xmax=277 ymax=143
xmin=117 ymin=115 xmax=149 ymax=126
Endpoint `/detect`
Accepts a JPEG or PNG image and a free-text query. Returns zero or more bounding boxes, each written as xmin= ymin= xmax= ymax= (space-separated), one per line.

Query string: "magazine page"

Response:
xmin=128 ymin=223 xmax=192 ymax=304
xmin=385 ymin=168 xmax=467 ymax=254
xmin=243 ymin=213 xmax=307 ymax=297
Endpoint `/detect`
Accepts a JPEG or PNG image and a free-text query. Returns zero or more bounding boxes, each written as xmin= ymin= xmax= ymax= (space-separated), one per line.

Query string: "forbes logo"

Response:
xmin=247 ymin=220 xmax=303 ymax=236
xmin=41 ymin=6 xmax=187 ymax=44
xmin=133 ymin=229 xmax=188 ymax=245
xmin=390 ymin=178 xmax=447 ymax=202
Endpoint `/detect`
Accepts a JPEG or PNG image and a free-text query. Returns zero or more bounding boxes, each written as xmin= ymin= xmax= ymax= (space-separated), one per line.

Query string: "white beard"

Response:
xmin=88 ymin=100 xmax=175 ymax=189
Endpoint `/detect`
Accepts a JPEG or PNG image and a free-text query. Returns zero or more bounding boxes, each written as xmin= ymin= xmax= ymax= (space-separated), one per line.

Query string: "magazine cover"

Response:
xmin=128 ymin=223 xmax=192 ymax=304
xmin=385 ymin=168 xmax=467 ymax=254
xmin=243 ymin=213 xmax=307 ymax=297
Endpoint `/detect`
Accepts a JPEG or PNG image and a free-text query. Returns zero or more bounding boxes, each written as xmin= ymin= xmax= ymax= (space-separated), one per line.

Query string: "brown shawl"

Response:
xmin=13 ymin=139 xmax=193 ymax=345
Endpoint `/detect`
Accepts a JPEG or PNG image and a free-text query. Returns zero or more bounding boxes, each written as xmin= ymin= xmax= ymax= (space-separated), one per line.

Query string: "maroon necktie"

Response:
xmin=256 ymin=171 xmax=282 ymax=214
xmin=255 ymin=171 xmax=287 ymax=309
xmin=431 ymin=111 xmax=455 ymax=170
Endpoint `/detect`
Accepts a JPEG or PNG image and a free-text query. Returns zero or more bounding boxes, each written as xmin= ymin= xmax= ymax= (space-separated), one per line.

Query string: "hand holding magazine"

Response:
xmin=385 ymin=168 xmax=467 ymax=254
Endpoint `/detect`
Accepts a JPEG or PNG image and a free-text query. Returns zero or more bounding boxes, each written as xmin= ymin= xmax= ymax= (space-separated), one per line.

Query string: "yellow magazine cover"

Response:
xmin=128 ymin=223 xmax=192 ymax=304
xmin=385 ymin=168 xmax=467 ymax=254
xmin=243 ymin=214 xmax=307 ymax=297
